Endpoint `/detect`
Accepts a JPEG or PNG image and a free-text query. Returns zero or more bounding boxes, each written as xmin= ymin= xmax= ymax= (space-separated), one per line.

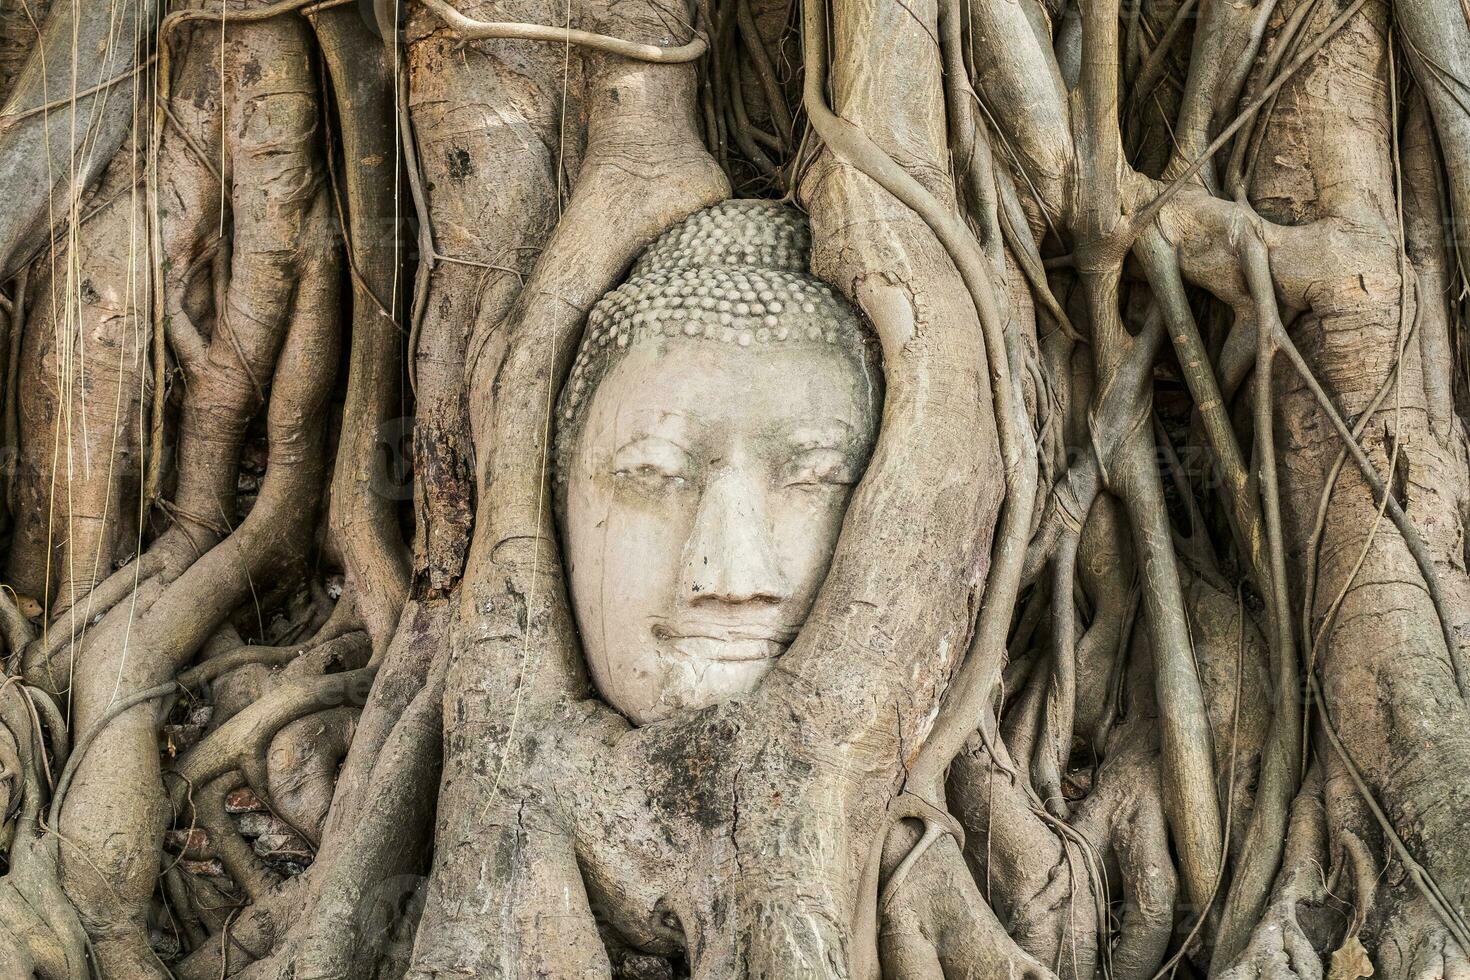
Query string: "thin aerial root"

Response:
xmin=1034 ymin=527 xmax=1079 ymax=817
xmin=1211 ymin=234 xmax=1302 ymax=969
xmin=1269 ymin=323 xmax=1466 ymax=693
xmin=1125 ymin=0 xmax=1370 ymax=240
xmin=1311 ymin=674 xmax=1470 ymax=953
xmin=418 ymin=0 xmax=708 ymax=62
xmin=799 ymin=0 xmax=1035 ymax=805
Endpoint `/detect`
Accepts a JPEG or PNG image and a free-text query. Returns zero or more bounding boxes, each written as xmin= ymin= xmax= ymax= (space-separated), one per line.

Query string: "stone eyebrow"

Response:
xmin=610 ymin=433 xmax=692 ymax=457
xmin=783 ymin=422 xmax=858 ymax=449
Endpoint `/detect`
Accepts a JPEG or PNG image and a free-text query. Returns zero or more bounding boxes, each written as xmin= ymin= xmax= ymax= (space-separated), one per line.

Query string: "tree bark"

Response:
xmin=2 ymin=0 xmax=1469 ymax=977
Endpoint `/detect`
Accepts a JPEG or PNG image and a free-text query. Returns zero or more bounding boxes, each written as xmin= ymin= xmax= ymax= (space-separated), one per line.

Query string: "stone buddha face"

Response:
xmin=555 ymin=201 xmax=881 ymax=726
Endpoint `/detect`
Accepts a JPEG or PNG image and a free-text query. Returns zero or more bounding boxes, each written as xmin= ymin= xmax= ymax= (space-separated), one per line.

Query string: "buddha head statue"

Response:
xmin=555 ymin=200 xmax=882 ymax=726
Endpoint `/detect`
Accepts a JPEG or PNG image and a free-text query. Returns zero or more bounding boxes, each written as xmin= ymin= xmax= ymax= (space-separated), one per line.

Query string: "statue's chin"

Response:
xmin=613 ymin=648 xmax=785 ymax=726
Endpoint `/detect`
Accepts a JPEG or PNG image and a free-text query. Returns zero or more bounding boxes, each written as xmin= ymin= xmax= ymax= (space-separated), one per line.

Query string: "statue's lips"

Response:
xmin=653 ymin=624 xmax=797 ymax=663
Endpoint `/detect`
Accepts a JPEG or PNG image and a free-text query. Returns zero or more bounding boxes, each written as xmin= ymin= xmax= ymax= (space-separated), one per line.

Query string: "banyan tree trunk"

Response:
xmin=1 ymin=0 xmax=1469 ymax=977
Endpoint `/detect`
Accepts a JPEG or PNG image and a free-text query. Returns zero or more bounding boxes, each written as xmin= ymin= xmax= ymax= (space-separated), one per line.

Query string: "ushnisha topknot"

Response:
xmin=553 ymin=199 xmax=880 ymax=491
xmin=627 ymin=198 xmax=812 ymax=277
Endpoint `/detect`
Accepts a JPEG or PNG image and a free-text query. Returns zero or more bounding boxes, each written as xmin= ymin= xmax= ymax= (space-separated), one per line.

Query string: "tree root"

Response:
xmin=418 ymin=0 xmax=709 ymax=62
xmin=1216 ymin=765 xmax=1344 ymax=980
xmin=0 ymin=671 xmax=89 ymax=980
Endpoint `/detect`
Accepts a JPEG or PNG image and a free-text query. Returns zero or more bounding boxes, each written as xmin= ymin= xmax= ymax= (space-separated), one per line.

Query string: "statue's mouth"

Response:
xmin=653 ymin=623 xmax=798 ymax=663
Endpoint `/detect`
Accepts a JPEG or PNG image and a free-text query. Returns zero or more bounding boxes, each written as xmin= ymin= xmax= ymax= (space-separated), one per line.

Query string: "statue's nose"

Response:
xmin=680 ymin=470 xmax=789 ymax=606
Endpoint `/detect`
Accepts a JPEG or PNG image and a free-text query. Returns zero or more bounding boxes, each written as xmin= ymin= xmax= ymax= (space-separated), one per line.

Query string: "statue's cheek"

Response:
xmin=770 ymin=491 xmax=854 ymax=595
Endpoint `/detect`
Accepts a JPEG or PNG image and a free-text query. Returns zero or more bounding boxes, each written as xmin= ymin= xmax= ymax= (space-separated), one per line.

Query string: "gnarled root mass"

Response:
xmin=1 ymin=0 xmax=1469 ymax=976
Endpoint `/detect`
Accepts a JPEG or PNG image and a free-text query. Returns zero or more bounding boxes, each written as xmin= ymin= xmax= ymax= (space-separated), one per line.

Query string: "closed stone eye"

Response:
xmin=783 ymin=448 xmax=856 ymax=489
xmin=615 ymin=463 xmax=688 ymax=490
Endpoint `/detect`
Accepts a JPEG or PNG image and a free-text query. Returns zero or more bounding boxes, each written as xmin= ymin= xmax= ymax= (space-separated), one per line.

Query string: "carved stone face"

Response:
xmin=563 ymin=338 xmax=878 ymax=725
